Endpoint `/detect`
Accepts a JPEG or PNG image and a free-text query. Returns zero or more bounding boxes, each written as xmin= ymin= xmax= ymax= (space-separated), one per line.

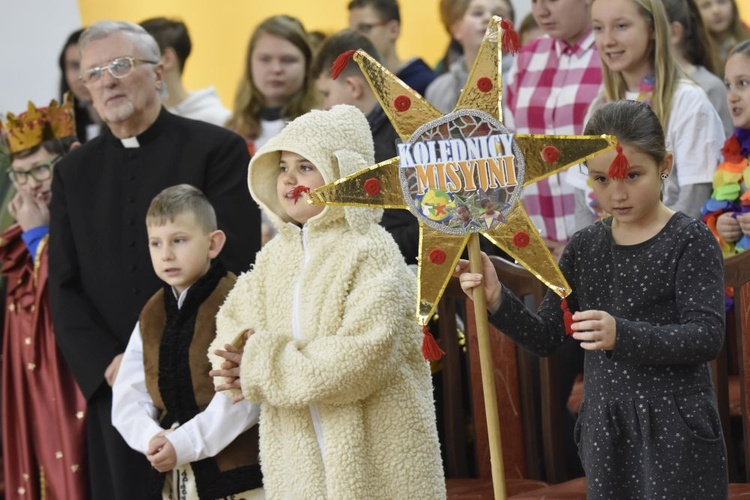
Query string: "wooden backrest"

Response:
xmin=463 ymin=256 xmax=548 ymax=481
xmin=724 ymin=250 xmax=750 ymax=480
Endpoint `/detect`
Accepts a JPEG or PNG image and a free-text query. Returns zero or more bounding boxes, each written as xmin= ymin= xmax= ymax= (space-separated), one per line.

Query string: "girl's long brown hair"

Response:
xmin=226 ymin=15 xmax=318 ymax=141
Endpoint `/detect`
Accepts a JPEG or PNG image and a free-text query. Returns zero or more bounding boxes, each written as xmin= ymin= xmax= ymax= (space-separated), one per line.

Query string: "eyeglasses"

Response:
xmin=353 ymin=19 xmax=390 ymax=34
xmin=79 ymin=56 xmax=158 ymax=84
xmin=8 ymin=156 xmax=61 ymax=185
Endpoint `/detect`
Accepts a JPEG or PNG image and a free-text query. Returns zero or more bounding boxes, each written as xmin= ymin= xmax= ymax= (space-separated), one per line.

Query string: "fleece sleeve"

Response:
xmin=209 ymin=270 xmax=265 ymax=400
xmin=237 ymin=264 xmax=414 ymax=409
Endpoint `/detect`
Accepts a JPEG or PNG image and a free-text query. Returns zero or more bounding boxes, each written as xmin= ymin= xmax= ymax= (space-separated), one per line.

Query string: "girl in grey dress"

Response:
xmin=457 ymin=100 xmax=728 ymax=499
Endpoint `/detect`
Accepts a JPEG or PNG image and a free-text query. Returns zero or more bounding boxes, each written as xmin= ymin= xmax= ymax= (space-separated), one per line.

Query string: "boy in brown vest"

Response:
xmin=112 ymin=184 xmax=263 ymax=499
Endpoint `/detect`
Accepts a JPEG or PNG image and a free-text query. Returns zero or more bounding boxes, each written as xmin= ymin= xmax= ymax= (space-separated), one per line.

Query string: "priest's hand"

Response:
xmin=105 ymin=353 xmax=124 ymax=386
xmin=8 ymin=191 xmax=50 ymax=232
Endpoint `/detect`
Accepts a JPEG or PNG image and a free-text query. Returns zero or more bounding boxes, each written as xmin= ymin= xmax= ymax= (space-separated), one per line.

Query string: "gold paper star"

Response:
xmin=309 ymin=17 xmax=615 ymax=326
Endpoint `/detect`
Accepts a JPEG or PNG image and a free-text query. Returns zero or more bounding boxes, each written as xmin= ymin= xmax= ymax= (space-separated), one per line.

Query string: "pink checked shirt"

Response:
xmin=504 ymin=30 xmax=602 ymax=242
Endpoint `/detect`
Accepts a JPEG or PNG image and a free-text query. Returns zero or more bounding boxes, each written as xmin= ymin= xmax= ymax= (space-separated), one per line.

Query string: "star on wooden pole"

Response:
xmin=309 ymin=17 xmax=614 ymax=499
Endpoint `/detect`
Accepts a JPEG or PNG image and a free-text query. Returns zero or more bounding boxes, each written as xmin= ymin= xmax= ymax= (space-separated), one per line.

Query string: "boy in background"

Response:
xmin=311 ymin=29 xmax=419 ymax=264
xmin=140 ymin=17 xmax=231 ymax=127
xmin=347 ymin=0 xmax=436 ymax=94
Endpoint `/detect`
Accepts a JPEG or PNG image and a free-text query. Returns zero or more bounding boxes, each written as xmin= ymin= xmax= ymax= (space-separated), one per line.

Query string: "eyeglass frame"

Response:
xmin=353 ymin=19 xmax=392 ymax=34
xmin=8 ymin=156 xmax=61 ymax=185
xmin=79 ymin=56 xmax=159 ymax=85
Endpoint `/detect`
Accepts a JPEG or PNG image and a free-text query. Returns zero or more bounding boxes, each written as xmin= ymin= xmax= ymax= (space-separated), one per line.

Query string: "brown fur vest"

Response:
xmin=140 ymin=263 xmax=261 ymax=498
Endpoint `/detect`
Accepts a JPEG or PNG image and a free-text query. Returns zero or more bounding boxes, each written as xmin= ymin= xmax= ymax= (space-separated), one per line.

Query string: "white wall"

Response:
xmin=0 ymin=0 xmax=81 ymax=116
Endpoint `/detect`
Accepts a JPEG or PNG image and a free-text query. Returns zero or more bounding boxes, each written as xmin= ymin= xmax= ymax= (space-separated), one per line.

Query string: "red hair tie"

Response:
xmin=607 ymin=143 xmax=630 ymax=180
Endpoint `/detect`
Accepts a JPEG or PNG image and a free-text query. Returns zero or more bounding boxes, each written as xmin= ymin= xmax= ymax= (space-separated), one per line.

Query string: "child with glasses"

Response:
xmin=0 ymin=94 xmax=88 ymax=499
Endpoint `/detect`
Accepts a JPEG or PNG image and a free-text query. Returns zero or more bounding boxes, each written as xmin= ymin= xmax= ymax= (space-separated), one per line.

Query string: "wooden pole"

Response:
xmin=467 ymin=233 xmax=506 ymax=500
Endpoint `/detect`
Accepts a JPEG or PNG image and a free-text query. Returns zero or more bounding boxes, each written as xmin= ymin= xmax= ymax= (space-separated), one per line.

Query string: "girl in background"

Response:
xmin=226 ymin=15 xmax=318 ymax=157
xmin=568 ymin=0 xmax=724 ymax=228
xmin=58 ymin=28 xmax=102 ymax=143
xmin=697 ymin=0 xmax=750 ymax=74
xmin=705 ymin=40 xmax=750 ymax=255
xmin=662 ymin=0 xmax=733 ymax=135
xmin=426 ymin=0 xmax=514 ymax=113
xmin=226 ymin=15 xmax=318 ymax=244
xmin=457 ymin=100 xmax=727 ymax=499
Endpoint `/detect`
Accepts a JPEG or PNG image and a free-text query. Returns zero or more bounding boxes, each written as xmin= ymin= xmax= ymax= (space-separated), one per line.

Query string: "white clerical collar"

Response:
xmin=120 ymin=136 xmax=140 ymax=148
xmin=172 ymin=286 xmax=191 ymax=309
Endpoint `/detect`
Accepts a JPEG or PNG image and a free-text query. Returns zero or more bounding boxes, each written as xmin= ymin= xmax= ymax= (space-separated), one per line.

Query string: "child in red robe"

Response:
xmin=0 ymin=94 xmax=88 ymax=499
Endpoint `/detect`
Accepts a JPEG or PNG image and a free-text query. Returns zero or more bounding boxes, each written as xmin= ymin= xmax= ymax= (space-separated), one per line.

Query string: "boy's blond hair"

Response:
xmin=146 ymin=184 xmax=217 ymax=232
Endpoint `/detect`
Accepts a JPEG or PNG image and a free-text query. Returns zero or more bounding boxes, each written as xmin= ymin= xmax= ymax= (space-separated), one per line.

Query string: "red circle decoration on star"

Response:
xmin=394 ymin=95 xmax=411 ymax=112
xmin=513 ymin=231 xmax=530 ymax=248
xmin=541 ymin=145 xmax=560 ymax=164
xmin=363 ymin=178 xmax=381 ymax=196
xmin=477 ymin=77 xmax=493 ymax=93
xmin=429 ymin=248 xmax=447 ymax=265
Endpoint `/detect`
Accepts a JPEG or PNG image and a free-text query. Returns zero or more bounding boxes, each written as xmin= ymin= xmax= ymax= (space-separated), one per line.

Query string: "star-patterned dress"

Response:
xmin=490 ymin=212 xmax=727 ymax=499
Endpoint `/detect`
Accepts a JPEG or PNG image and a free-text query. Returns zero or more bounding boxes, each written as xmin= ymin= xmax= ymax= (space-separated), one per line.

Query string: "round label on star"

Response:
xmin=397 ymin=109 xmax=525 ymax=235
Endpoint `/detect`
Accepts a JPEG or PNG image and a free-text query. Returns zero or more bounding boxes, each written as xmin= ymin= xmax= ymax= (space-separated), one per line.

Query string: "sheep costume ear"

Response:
xmin=331 ymin=149 xmax=383 ymax=234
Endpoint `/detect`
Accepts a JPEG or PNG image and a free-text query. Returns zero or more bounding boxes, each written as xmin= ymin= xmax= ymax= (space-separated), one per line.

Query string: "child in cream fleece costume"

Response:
xmin=209 ymin=105 xmax=445 ymax=499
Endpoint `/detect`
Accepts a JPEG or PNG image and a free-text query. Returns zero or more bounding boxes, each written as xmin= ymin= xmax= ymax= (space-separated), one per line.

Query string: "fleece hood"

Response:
xmin=248 ymin=104 xmax=382 ymax=234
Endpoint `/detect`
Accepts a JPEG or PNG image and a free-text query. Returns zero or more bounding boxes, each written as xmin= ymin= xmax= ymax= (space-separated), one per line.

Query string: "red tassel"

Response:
xmin=500 ymin=19 xmax=521 ymax=55
xmin=422 ymin=325 xmax=445 ymax=361
xmin=290 ymin=185 xmax=311 ymax=204
xmin=329 ymin=49 xmax=357 ymax=80
xmin=561 ymin=297 xmax=574 ymax=335
xmin=607 ymin=143 xmax=630 ymax=180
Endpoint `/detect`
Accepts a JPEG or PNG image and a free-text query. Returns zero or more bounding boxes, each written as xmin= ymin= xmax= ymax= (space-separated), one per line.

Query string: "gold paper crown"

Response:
xmin=1 ymin=93 xmax=76 ymax=154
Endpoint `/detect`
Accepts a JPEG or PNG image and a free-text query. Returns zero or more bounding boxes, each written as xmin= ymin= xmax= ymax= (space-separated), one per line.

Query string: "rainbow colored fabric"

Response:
xmin=701 ymin=128 xmax=750 ymax=257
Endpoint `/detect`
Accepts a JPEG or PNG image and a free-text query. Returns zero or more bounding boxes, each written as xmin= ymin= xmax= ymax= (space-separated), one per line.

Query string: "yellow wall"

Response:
xmin=78 ymin=0 xmax=449 ymax=109
xmin=741 ymin=2 xmax=750 ymax=25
